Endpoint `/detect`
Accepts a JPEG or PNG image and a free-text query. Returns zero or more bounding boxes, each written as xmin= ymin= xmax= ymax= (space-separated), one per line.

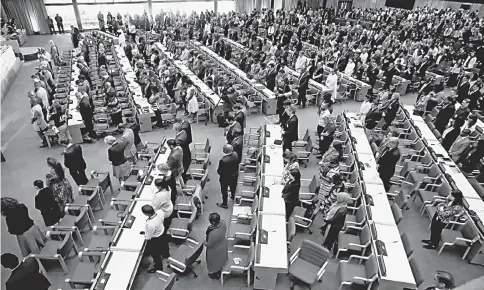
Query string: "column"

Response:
xmin=214 ymin=0 xmax=218 ymax=14
xmin=274 ymin=0 xmax=283 ymax=10
xmin=72 ymin=0 xmax=82 ymax=30
xmin=255 ymin=0 xmax=262 ymax=11
xmin=148 ymin=0 xmax=153 ymax=18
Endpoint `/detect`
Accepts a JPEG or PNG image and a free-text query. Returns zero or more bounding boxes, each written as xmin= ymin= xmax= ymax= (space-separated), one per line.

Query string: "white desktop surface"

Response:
xmin=374 ymin=224 xmax=417 ymax=288
xmin=263 ymin=147 xmax=284 ymax=177
xmin=100 ymin=251 xmax=141 ymax=290
xmin=256 ymin=214 xmax=288 ymax=271
xmin=369 ymin=193 xmax=396 ymax=226
xmin=351 ymin=131 xmax=374 ymax=155
xmin=260 ymin=184 xmax=286 ymax=216
xmin=110 ymin=228 xmax=145 ymax=252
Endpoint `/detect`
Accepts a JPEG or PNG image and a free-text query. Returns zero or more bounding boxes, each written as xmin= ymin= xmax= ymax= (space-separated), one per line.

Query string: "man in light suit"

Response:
xmin=449 ymin=129 xmax=471 ymax=164
xmin=61 ymin=140 xmax=88 ymax=185
xmin=121 ymin=124 xmax=137 ymax=164
xmin=174 ymin=122 xmax=191 ymax=181
xmin=325 ymin=69 xmax=338 ymax=102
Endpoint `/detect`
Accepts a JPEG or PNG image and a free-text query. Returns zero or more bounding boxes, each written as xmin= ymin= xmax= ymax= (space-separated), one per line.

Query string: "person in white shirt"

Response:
xmin=141 ymin=205 xmax=169 ymax=273
xmin=30 ymin=97 xmax=48 ymax=147
xmin=325 ymin=70 xmax=338 ymax=102
xmin=344 ymin=58 xmax=355 ymax=76
xmin=118 ymin=30 xmax=126 ymax=48
xmin=295 ymin=51 xmax=308 ymax=73
xmin=180 ymin=47 xmax=190 ymax=61
xmin=34 ymin=81 xmax=49 ymax=108
xmin=152 ymin=179 xmax=174 ymax=228
xmin=464 ymin=52 xmax=477 ymax=69
xmin=357 ymin=94 xmax=373 ymax=123
xmin=360 ymin=48 xmax=368 ymax=64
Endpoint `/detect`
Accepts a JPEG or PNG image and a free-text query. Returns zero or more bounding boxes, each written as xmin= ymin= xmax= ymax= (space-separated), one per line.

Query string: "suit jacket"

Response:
xmin=181 ymin=120 xmax=192 ymax=145
xmin=234 ymin=111 xmax=245 ymax=131
xmin=283 ymin=114 xmax=299 ymax=142
xmin=231 ymin=136 xmax=243 ymax=164
xmin=282 ymin=179 xmax=300 ymax=204
xmin=5 ymin=257 xmax=51 ymax=290
xmin=121 ymin=128 xmax=136 ymax=160
xmin=217 ymin=152 xmax=239 ymax=180
xmin=298 ymin=71 xmax=311 ymax=93
xmin=167 ymin=146 xmax=184 ymax=176
xmin=63 ymin=144 xmax=87 ymax=170
xmin=457 ymin=81 xmax=470 ymax=102
xmin=377 ymin=147 xmax=400 ymax=177
xmin=449 ymin=136 xmax=471 ymax=162
xmin=226 ymin=122 xmax=242 ymax=144
xmin=176 ymin=130 xmax=191 ymax=168
xmin=108 ymin=141 xmax=128 ymax=166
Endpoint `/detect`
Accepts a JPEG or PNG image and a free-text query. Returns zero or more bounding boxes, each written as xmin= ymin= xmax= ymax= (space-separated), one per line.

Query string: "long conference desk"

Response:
xmin=188 ymin=40 xmax=278 ymax=115
xmin=89 ymin=139 xmax=173 ymax=290
xmin=67 ymin=49 xmax=86 ymax=144
xmin=223 ymin=37 xmax=333 ymax=107
xmin=253 ymin=124 xmax=288 ymax=290
xmin=401 ymin=105 xmax=484 ymax=254
xmin=153 ymin=42 xmax=224 ymax=123
xmin=344 ymin=112 xmax=417 ymax=290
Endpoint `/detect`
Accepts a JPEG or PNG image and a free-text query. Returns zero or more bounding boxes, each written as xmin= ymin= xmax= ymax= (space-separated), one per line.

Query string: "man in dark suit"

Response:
xmin=231 ymin=131 xmax=244 ymax=165
xmin=1 ymin=253 xmax=51 ymax=290
xmin=226 ymin=113 xmax=242 ymax=144
xmin=434 ymin=96 xmax=456 ymax=134
xmin=61 ymin=140 xmax=88 ymax=185
xmin=377 ymin=138 xmax=401 ymax=191
xmin=216 ymin=144 xmax=239 ymax=209
xmin=76 ymin=92 xmax=95 ymax=139
xmin=297 ymin=66 xmax=314 ymax=108
xmin=456 ymin=75 xmax=470 ymax=103
xmin=282 ymin=105 xmax=299 ymax=152
xmin=233 ymin=103 xmax=245 ymax=135
xmin=417 ymin=56 xmax=430 ymax=78
xmin=166 ymin=138 xmax=184 ymax=187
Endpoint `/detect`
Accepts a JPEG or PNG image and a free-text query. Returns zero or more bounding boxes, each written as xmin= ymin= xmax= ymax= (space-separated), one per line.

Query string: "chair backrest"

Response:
xmin=308 ymin=175 xmax=319 ymax=193
xmin=287 ymin=217 xmax=296 ymax=243
xmin=200 ymin=170 xmax=209 ymax=189
xmin=400 ymin=232 xmax=414 ymax=258
xmin=395 ymin=189 xmax=409 ymax=210
xmin=438 ymin=182 xmax=452 ymax=196
xmin=249 ymin=213 xmax=258 ymax=232
xmin=58 ymin=232 xmax=75 ymax=258
xmin=409 ymin=257 xmax=425 ymax=287
xmin=355 ymin=205 xmax=367 ymax=223
xmin=302 ymin=129 xmax=310 ymax=142
xmin=429 ymin=164 xmax=442 ymax=178
xmin=76 ymin=208 xmax=91 ymax=231
xmin=461 ymin=221 xmax=479 ymax=241
xmin=391 ymin=202 xmax=403 ymax=225
xmin=365 ymin=254 xmax=379 ymax=280
xmin=251 ymin=195 xmax=259 ymax=213
xmin=360 ymin=225 xmax=371 ymax=245
xmin=247 ymin=243 xmax=256 ymax=268
xmin=298 ymin=240 xmax=330 ymax=268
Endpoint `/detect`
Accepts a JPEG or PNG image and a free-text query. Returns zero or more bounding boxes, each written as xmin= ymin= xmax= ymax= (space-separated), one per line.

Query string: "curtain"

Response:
xmin=234 ymin=0 xmax=254 ymax=13
xmin=3 ymin=0 xmax=50 ymax=34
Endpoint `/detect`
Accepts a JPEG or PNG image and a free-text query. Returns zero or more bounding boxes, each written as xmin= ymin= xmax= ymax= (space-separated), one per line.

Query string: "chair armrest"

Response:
xmin=456 ymin=237 xmax=475 ymax=244
xmin=289 ymin=248 xmax=300 ymax=265
xmin=344 ymin=225 xmax=363 ymax=233
xmin=293 ymin=215 xmax=313 ymax=224
xmin=423 ymin=183 xmax=441 ymax=191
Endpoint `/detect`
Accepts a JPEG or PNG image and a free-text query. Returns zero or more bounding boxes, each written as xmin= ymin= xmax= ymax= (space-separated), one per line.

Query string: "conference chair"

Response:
xmin=238 ymin=163 xmax=260 ymax=182
xmin=70 ymin=185 xmax=105 ymax=217
xmin=344 ymin=204 xmax=367 ymax=229
xmin=336 ymin=224 xmax=372 ymax=259
xmin=409 ymin=257 xmax=425 ymax=288
xmin=187 ymin=154 xmax=209 ymax=179
xmin=293 ymin=129 xmax=310 ymax=149
xmin=100 ymin=203 xmax=129 ymax=226
xmin=287 ymin=217 xmax=297 ymax=252
xmin=87 ymin=171 xmax=114 ymax=195
xmin=183 ymin=170 xmax=209 ymax=196
xmin=168 ymin=202 xmax=197 ymax=241
xmin=86 ymin=225 xmax=118 ymax=252
xmin=299 ymin=175 xmax=319 ymax=206
xmin=168 ymin=236 xmax=203 ymax=279
xmin=191 ymin=138 xmax=211 ymax=163
xmin=123 ymin=166 xmax=147 ymax=191
xmin=231 ymin=195 xmax=259 ymax=220
xmin=52 ymin=206 xmax=93 ymax=246
xmin=344 ymin=180 xmax=363 ymax=208
xmin=295 ymin=138 xmax=313 ymax=168
xmin=292 ymin=204 xmax=320 ymax=235
xmin=32 ymin=231 xmax=78 ymax=273
xmin=227 ymin=213 xmax=258 ymax=242
xmin=221 ymin=243 xmax=255 ymax=286
xmin=401 ymin=232 xmax=414 ymax=259
xmin=288 ymin=240 xmax=330 ymax=290
xmin=391 ymin=202 xmax=403 ymax=225
xmin=65 ymin=251 xmax=106 ymax=288
xmin=415 ymin=181 xmax=452 ymax=215
xmin=438 ymin=221 xmax=480 ymax=260
xmin=337 ymin=254 xmax=379 ymax=290
xmin=141 ymin=271 xmax=177 ymax=290
xmin=159 ymin=103 xmax=178 ymax=127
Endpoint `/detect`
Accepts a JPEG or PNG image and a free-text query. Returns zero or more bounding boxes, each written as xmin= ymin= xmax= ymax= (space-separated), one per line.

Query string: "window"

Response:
xmin=45 ymin=5 xmax=77 ymax=30
xmin=218 ymin=0 xmax=235 ymax=14
xmin=78 ymin=2 xmax=149 ymax=29
xmin=152 ymin=1 xmax=214 ymax=16
xmin=44 ymin=0 xmax=73 ymax=4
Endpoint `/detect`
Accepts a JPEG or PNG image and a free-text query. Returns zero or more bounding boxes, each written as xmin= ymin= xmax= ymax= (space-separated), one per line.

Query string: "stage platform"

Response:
xmin=19 ymin=47 xmax=40 ymax=61
xmin=0 ymin=46 xmax=22 ymax=101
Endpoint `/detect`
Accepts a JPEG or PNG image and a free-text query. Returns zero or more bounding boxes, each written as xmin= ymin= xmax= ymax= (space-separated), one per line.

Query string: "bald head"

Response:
xmin=223 ymin=144 xmax=233 ymax=154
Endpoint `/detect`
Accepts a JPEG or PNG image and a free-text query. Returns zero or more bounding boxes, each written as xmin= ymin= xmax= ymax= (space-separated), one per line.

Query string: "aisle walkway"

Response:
xmin=1 ymin=35 xmax=483 ymax=290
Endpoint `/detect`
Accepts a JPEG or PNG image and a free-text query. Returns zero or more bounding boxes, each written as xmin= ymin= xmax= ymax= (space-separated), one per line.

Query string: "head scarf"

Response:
xmin=325 ymin=192 xmax=350 ymax=221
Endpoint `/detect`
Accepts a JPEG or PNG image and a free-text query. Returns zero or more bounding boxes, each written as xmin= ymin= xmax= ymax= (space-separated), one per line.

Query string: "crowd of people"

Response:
xmin=4 ymin=1 xmax=484 ymax=288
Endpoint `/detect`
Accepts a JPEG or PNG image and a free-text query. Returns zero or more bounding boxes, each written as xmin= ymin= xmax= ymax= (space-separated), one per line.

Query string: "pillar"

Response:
xmin=148 ymin=0 xmax=153 ymax=18
xmin=1 ymin=2 xmax=8 ymax=22
xmin=72 ymin=0 xmax=82 ymax=30
xmin=255 ymin=0 xmax=262 ymax=11
xmin=214 ymin=0 xmax=218 ymax=14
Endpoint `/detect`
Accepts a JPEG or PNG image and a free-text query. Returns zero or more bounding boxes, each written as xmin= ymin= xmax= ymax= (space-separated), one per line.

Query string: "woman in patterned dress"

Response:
xmin=45 ymin=157 xmax=74 ymax=213
xmin=319 ymin=173 xmax=344 ymax=225
xmin=281 ymin=151 xmax=300 ymax=186
xmin=317 ymin=158 xmax=340 ymax=208
xmin=319 ymin=141 xmax=343 ymax=168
